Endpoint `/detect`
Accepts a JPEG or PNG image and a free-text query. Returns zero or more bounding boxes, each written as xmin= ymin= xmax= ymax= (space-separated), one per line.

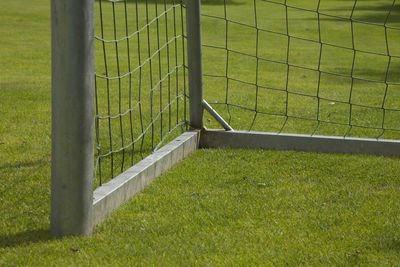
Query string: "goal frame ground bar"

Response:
xmin=92 ymin=131 xmax=199 ymax=228
xmin=199 ymin=129 xmax=400 ymax=157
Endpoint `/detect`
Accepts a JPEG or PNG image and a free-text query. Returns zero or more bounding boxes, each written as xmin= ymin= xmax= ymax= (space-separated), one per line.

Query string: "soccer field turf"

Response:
xmin=1 ymin=0 xmax=400 ymax=265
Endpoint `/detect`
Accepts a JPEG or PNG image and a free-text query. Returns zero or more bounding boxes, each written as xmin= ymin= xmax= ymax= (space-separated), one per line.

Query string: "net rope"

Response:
xmin=201 ymin=0 xmax=400 ymax=139
xmin=94 ymin=0 xmax=400 ymax=184
xmin=95 ymin=0 xmax=187 ymax=186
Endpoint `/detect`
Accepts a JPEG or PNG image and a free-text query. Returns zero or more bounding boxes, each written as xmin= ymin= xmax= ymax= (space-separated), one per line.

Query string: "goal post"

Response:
xmin=50 ymin=0 xmax=400 ymax=237
xmin=51 ymin=0 xmax=95 ymax=237
xmin=186 ymin=0 xmax=204 ymax=130
xmin=50 ymin=0 xmax=203 ymax=237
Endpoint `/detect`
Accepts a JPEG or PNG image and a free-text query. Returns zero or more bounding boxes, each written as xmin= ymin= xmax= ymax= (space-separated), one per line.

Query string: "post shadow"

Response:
xmin=319 ymin=2 xmax=400 ymax=25
xmin=0 ymin=229 xmax=53 ymax=249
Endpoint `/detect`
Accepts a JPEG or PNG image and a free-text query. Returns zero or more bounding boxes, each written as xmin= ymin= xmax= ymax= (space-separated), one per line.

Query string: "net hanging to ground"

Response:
xmin=94 ymin=0 xmax=188 ymax=186
xmin=201 ymin=0 xmax=400 ymax=140
xmin=94 ymin=0 xmax=400 ymax=185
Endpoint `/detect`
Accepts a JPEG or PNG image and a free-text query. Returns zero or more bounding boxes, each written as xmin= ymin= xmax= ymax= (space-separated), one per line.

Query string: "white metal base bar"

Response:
xmin=199 ymin=130 xmax=400 ymax=157
xmin=92 ymin=131 xmax=199 ymax=227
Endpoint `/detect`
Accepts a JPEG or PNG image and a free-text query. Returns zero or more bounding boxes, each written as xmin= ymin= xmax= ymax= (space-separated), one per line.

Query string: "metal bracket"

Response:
xmin=202 ymin=100 xmax=233 ymax=131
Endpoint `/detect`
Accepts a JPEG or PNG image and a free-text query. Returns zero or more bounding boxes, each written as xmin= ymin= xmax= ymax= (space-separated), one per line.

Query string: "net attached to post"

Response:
xmin=94 ymin=0 xmax=188 ymax=186
xmin=201 ymin=0 xmax=400 ymax=140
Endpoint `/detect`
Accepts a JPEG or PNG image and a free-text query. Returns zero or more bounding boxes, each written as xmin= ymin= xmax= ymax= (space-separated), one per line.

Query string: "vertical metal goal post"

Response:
xmin=51 ymin=0 xmax=95 ymax=237
xmin=51 ymin=0 xmax=202 ymax=237
xmin=51 ymin=0 xmax=400 ymax=237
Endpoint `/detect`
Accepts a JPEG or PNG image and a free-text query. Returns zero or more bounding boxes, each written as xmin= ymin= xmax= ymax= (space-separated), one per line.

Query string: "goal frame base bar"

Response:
xmin=92 ymin=131 xmax=199 ymax=227
xmin=199 ymin=129 xmax=400 ymax=157
xmin=91 ymin=128 xmax=399 ymax=228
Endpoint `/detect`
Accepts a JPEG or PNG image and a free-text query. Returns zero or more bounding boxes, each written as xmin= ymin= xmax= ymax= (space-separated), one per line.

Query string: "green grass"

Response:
xmin=1 ymin=0 xmax=400 ymax=265
xmin=2 ymin=150 xmax=400 ymax=265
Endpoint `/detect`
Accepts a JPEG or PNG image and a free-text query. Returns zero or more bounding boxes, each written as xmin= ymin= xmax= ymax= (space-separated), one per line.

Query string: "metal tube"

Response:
xmin=202 ymin=100 xmax=233 ymax=131
xmin=186 ymin=0 xmax=204 ymax=129
xmin=51 ymin=0 xmax=95 ymax=237
xmin=200 ymin=130 xmax=400 ymax=157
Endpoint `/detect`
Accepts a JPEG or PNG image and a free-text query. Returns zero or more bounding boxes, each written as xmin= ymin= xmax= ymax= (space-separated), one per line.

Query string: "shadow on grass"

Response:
xmin=322 ymin=2 xmax=400 ymax=25
xmin=0 ymin=229 xmax=52 ymax=249
xmin=334 ymin=60 xmax=400 ymax=84
xmin=374 ymin=232 xmax=400 ymax=252
xmin=327 ymin=67 xmax=400 ymax=85
xmin=0 ymin=158 xmax=48 ymax=170
xmin=354 ymin=3 xmax=400 ymax=25
xmin=381 ymin=238 xmax=400 ymax=251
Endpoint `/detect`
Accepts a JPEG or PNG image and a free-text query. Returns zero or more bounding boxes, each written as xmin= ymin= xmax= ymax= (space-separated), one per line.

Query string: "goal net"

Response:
xmin=201 ymin=0 xmax=400 ymax=140
xmin=94 ymin=0 xmax=188 ymax=186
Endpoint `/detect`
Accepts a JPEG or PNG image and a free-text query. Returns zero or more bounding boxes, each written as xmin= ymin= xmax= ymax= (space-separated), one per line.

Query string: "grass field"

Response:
xmin=1 ymin=0 xmax=400 ymax=265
